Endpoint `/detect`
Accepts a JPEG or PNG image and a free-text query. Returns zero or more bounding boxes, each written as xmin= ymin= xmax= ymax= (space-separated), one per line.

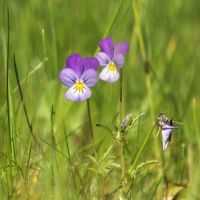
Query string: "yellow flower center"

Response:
xmin=74 ymin=81 xmax=85 ymax=92
xmin=107 ymin=63 xmax=116 ymax=72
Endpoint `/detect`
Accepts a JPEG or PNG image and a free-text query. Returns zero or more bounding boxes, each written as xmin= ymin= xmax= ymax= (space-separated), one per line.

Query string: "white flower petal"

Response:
xmin=65 ymin=84 xmax=92 ymax=102
xmin=99 ymin=65 xmax=119 ymax=83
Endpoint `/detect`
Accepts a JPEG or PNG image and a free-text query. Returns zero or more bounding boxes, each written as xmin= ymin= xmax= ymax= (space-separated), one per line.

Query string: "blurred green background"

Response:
xmin=0 ymin=0 xmax=200 ymax=199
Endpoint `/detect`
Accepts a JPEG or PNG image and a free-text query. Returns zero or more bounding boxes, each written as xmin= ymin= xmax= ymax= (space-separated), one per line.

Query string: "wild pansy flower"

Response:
xmin=96 ymin=37 xmax=129 ymax=83
xmin=157 ymin=113 xmax=178 ymax=151
xmin=59 ymin=53 xmax=99 ymax=102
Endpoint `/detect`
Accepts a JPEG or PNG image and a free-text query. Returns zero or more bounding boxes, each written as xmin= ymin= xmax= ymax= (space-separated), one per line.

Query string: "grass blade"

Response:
xmin=13 ymin=55 xmax=46 ymax=161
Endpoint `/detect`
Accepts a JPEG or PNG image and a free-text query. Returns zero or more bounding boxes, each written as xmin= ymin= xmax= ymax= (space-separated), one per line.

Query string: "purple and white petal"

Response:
xmin=162 ymin=129 xmax=172 ymax=151
xmin=162 ymin=125 xmax=178 ymax=130
xmin=99 ymin=37 xmax=114 ymax=58
xmin=96 ymin=52 xmax=111 ymax=67
xmin=83 ymin=57 xmax=99 ymax=71
xmin=65 ymin=84 xmax=92 ymax=102
xmin=99 ymin=66 xmax=119 ymax=83
xmin=163 ymin=140 xmax=169 ymax=151
xmin=80 ymin=69 xmax=98 ymax=87
xmin=113 ymin=54 xmax=125 ymax=68
xmin=59 ymin=68 xmax=78 ymax=86
xmin=162 ymin=125 xmax=178 ymax=151
xmin=66 ymin=53 xmax=84 ymax=76
xmin=114 ymin=42 xmax=129 ymax=55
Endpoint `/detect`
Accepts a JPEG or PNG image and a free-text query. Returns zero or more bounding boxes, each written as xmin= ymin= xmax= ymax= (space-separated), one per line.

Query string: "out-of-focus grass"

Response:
xmin=0 ymin=0 xmax=200 ymax=199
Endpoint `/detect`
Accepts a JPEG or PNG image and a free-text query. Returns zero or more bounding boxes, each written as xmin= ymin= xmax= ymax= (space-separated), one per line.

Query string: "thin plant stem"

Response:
xmin=63 ymin=122 xmax=77 ymax=190
xmin=132 ymin=0 xmax=155 ymax=120
xmin=130 ymin=123 xmax=156 ymax=171
xmin=94 ymin=0 xmax=123 ymax=55
xmin=119 ymin=69 xmax=123 ymax=122
xmin=132 ymin=0 xmax=147 ymax=62
xmin=192 ymin=98 xmax=200 ymax=152
xmin=145 ymin=73 xmax=160 ymax=182
xmin=6 ymin=7 xmax=11 ymax=154
xmin=13 ymin=55 xmax=46 ymax=161
xmin=6 ymin=7 xmax=14 ymax=190
xmin=146 ymin=74 xmax=155 ymax=121
xmin=120 ymin=142 xmax=125 ymax=179
xmin=86 ymin=99 xmax=95 ymax=152
xmin=119 ymin=68 xmax=125 ymax=179
xmin=132 ymin=0 xmax=160 ymax=164
xmin=132 ymin=4 xmax=162 ymax=198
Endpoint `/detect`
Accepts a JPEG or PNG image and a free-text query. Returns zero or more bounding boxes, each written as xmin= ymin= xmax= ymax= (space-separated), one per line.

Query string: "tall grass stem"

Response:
xmin=130 ymin=124 xmax=156 ymax=171
xmin=192 ymin=98 xmax=200 ymax=152
xmin=13 ymin=55 xmax=46 ymax=161
xmin=6 ymin=7 xmax=14 ymax=190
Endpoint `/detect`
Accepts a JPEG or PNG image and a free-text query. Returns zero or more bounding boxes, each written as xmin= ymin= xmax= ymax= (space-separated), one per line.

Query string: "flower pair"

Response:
xmin=59 ymin=37 xmax=129 ymax=102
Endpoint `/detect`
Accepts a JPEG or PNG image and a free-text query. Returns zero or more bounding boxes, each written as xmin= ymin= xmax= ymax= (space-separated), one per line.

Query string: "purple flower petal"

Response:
xmin=113 ymin=54 xmax=125 ymax=68
xmin=99 ymin=65 xmax=119 ymax=83
xmin=162 ymin=129 xmax=172 ymax=151
xmin=96 ymin=52 xmax=111 ymax=67
xmin=80 ymin=69 xmax=98 ymax=87
xmin=66 ymin=53 xmax=84 ymax=76
xmin=162 ymin=125 xmax=178 ymax=151
xmin=162 ymin=125 xmax=178 ymax=130
xmin=66 ymin=53 xmax=82 ymax=68
xmin=99 ymin=37 xmax=114 ymax=58
xmin=65 ymin=84 xmax=92 ymax=102
xmin=114 ymin=42 xmax=129 ymax=55
xmin=59 ymin=68 xmax=78 ymax=86
xmin=83 ymin=57 xmax=99 ymax=71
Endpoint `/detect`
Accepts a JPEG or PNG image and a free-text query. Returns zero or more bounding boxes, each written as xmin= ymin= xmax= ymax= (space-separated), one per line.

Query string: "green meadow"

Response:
xmin=0 ymin=0 xmax=200 ymax=199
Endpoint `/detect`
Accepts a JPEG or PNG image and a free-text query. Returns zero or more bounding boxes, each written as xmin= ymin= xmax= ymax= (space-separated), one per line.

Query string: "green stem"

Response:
xmin=132 ymin=0 xmax=160 ymax=166
xmin=6 ymin=6 xmax=14 ymax=191
xmin=119 ymin=69 xmax=123 ymax=122
xmin=132 ymin=0 xmax=155 ymax=120
xmin=132 ymin=0 xmax=147 ymax=62
xmin=130 ymin=124 xmax=156 ymax=172
xmin=146 ymin=74 xmax=155 ymax=122
xmin=119 ymin=69 xmax=125 ymax=179
xmin=120 ymin=142 xmax=125 ymax=179
xmin=94 ymin=0 xmax=123 ymax=55
xmin=192 ymin=98 xmax=200 ymax=152
xmin=63 ymin=123 xmax=77 ymax=190
xmin=86 ymin=99 xmax=95 ymax=149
